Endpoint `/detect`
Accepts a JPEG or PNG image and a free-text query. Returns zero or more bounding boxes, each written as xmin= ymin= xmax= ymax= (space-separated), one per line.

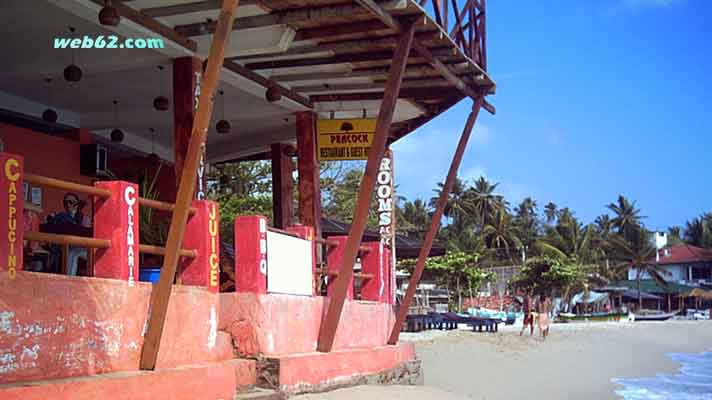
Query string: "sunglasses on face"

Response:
xmin=64 ymin=199 xmax=78 ymax=206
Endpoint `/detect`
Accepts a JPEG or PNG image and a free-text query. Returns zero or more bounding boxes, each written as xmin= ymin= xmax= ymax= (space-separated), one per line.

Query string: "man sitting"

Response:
xmin=47 ymin=193 xmax=90 ymax=276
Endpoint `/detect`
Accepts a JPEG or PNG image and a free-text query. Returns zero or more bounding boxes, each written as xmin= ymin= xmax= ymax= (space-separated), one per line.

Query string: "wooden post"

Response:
xmin=271 ymin=143 xmax=294 ymax=229
xmin=173 ymin=56 xmax=202 ymax=191
xmin=140 ymin=0 xmax=239 ymax=371
xmin=388 ymin=96 xmax=484 ymax=345
xmin=316 ymin=21 xmax=416 ymax=353
xmin=296 ymin=111 xmax=321 ymax=238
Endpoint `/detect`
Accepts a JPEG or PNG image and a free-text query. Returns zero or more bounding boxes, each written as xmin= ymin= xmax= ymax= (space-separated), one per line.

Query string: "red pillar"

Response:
xmin=180 ymin=200 xmax=220 ymax=293
xmin=271 ymin=143 xmax=294 ymax=229
xmin=287 ymin=224 xmax=316 ymax=295
xmin=1 ymin=152 xmax=23 ymax=279
xmin=361 ymin=242 xmax=389 ymax=302
xmin=326 ymin=236 xmax=353 ymax=300
xmin=93 ymin=181 xmax=139 ymax=285
xmin=173 ymin=56 xmax=202 ymax=192
xmin=296 ymin=112 xmax=321 ymax=238
xmin=234 ymin=215 xmax=268 ymax=294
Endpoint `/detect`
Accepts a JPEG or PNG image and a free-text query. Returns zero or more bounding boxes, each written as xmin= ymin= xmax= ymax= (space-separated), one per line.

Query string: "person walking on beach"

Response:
xmin=520 ymin=293 xmax=535 ymax=336
xmin=538 ymin=294 xmax=550 ymax=340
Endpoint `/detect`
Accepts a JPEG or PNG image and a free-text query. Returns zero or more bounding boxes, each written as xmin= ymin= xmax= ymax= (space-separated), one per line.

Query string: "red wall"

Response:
xmin=0 ymin=123 xmax=92 ymax=218
xmin=0 ymin=271 xmax=232 ymax=384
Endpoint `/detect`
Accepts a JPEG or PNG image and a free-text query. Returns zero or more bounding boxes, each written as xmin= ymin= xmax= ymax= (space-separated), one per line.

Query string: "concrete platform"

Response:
xmin=256 ymin=343 xmax=421 ymax=395
xmin=0 ymin=359 xmax=256 ymax=400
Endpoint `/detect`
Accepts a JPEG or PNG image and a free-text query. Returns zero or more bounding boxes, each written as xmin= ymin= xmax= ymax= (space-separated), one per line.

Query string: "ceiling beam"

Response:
xmin=243 ymin=47 xmax=456 ymax=70
xmin=232 ymin=32 xmax=441 ymax=61
xmin=294 ymin=20 xmax=392 ymax=41
xmin=141 ymin=0 xmax=258 ymax=18
xmin=222 ymin=60 xmax=312 ymax=109
xmin=292 ymin=78 xmax=449 ymax=94
xmin=88 ymin=0 xmax=197 ymax=52
xmin=310 ymin=87 xmax=455 ymax=102
xmin=174 ymin=0 xmax=407 ymax=37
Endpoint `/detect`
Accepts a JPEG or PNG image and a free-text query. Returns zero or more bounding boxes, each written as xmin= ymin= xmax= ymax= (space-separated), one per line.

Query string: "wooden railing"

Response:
xmin=420 ymin=0 xmax=487 ymax=71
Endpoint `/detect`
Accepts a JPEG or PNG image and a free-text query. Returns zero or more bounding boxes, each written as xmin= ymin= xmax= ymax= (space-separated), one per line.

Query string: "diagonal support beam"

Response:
xmin=139 ymin=0 xmax=240 ymax=371
xmin=316 ymin=20 xmax=416 ymax=353
xmin=388 ymin=95 xmax=484 ymax=344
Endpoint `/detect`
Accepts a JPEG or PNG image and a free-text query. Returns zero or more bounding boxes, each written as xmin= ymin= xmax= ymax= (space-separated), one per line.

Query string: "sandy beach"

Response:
xmin=295 ymin=320 xmax=712 ymax=400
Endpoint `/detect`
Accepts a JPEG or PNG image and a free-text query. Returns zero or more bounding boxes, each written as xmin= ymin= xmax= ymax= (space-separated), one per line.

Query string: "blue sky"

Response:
xmin=392 ymin=0 xmax=711 ymax=231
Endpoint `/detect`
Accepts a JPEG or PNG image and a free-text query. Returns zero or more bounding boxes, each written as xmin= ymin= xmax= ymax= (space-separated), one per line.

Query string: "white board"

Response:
xmin=266 ymin=231 xmax=313 ymax=296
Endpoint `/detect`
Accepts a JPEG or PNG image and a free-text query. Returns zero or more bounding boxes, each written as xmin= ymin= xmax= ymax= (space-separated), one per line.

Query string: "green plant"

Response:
xmin=138 ymin=163 xmax=168 ymax=247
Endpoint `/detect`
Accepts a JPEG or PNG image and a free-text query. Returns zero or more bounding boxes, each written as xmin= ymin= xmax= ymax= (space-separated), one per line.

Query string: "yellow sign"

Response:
xmin=317 ymin=118 xmax=376 ymax=161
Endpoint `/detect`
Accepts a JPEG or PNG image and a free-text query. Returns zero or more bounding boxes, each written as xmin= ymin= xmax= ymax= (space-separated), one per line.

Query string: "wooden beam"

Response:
xmin=244 ymin=47 xmax=455 ymax=70
xmin=294 ymin=20 xmax=390 ymax=41
xmin=232 ymin=32 xmax=441 ymax=61
xmin=271 ymin=143 xmax=294 ymax=229
xmin=296 ymin=112 xmax=321 ymax=238
xmin=139 ymin=0 xmax=239 ymax=371
xmin=316 ymin=20 xmax=416 ymax=353
xmin=173 ymin=57 xmax=202 ymax=192
xmin=270 ymin=64 xmax=464 ymax=82
xmin=223 ymin=60 xmax=312 ymax=108
xmin=309 ymin=87 xmax=453 ymax=102
xmin=388 ymin=96 xmax=484 ymax=344
xmin=89 ymin=0 xmax=197 ymax=52
xmin=174 ymin=0 xmax=407 ymax=36
xmin=141 ymin=0 xmax=257 ymax=18
xmin=292 ymin=78 xmax=449 ymax=93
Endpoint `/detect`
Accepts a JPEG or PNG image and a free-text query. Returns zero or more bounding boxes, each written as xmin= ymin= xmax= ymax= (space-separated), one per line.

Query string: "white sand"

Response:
xmin=294 ymin=320 xmax=712 ymax=400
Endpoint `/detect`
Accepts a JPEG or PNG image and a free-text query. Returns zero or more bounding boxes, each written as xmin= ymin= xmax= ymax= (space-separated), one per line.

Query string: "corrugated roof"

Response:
xmin=648 ymin=244 xmax=712 ymax=266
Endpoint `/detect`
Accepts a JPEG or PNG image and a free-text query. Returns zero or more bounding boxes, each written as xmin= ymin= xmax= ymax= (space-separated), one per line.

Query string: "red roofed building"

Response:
xmin=629 ymin=244 xmax=712 ymax=285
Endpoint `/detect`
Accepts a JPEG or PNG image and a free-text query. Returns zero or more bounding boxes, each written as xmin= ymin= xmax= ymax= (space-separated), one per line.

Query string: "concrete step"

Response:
xmin=0 ymin=359 xmax=256 ymax=400
xmin=235 ymin=387 xmax=285 ymax=400
xmin=255 ymin=343 xmax=420 ymax=395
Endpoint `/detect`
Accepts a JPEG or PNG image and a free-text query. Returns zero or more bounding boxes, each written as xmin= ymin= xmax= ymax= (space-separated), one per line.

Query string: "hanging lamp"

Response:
xmin=153 ymin=65 xmax=170 ymax=111
xmin=42 ymin=78 xmax=58 ymax=123
xmin=99 ymin=0 xmax=120 ymax=26
xmin=63 ymin=27 xmax=83 ymax=82
xmin=215 ymin=90 xmax=230 ymax=134
xmin=110 ymin=99 xmax=124 ymax=142
xmin=147 ymin=128 xmax=160 ymax=163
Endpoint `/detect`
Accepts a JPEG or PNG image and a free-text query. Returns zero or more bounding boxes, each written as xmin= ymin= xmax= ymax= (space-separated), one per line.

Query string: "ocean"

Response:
xmin=613 ymin=352 xmax=712 ymax=400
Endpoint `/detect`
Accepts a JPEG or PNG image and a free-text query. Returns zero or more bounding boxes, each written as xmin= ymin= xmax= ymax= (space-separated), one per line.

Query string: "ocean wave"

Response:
xmin=613 ymin=352 xmax=712 ymax=400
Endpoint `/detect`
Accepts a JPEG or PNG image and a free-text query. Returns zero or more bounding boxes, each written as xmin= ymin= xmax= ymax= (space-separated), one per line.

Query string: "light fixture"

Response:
xmin=153 ymin=65 xmax=170 ymax=111
xmin=215 ymin=89 xmax=230 ymax=134
xmin=63 ymin=27 xmax=82 ymax=82
xmin=110 ymin=99 xmax=124 ymax=142
xmin=42 ymin=78 xmax=58 ymax=123
xmin=266 ymin=85 xmax=282 ymax=103
xmin=99 ymin=0 xmax=120 ymax=26
xmin=147 ymin=128 xmax=159 ymax=163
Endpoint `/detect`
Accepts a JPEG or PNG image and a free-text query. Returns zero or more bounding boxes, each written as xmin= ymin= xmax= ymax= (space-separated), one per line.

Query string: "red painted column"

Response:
xmin=384 ymin=245 xmax=394 ymax=304
xmin=361 ymin=242 xmax=388 ymax=302
xmin=173 ymin=57 xmax=202 ymax=192
xmin=1 ymin=152 xmax=23 ymax=279
xmin=287 ymin=224 xmax=316 ymax=295
xmin=234 ymin=215 xmax=268 ymax=294
xmin=296 ymin=112 xmax=321 ymax=238
xmin=326 ymin=236 xmax=353 ymax=300
xmin=93 ymin=181 xmax=139 ymax=285
xmin=180 ymin=200 xmax=219 ymax=292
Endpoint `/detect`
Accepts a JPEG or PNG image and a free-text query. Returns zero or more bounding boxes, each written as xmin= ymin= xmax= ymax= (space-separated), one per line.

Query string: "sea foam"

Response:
xmin=613 ymin=352 xmax=712 ymax=400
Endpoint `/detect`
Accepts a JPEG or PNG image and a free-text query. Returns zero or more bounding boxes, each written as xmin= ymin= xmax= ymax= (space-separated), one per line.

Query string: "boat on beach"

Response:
xmin=628 ymin=309 xmax=680 ymax=322
xmin=557 ymin=311 xmax=626 ymax=323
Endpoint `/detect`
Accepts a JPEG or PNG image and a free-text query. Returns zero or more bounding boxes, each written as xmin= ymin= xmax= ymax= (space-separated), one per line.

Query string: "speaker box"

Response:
xmin=80 ymin=144 xmax=109 ymax=177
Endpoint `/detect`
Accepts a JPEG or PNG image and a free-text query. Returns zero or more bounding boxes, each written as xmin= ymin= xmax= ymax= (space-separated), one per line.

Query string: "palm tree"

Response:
xmin=683 ymin=216 xmax=712 ymax=248
xmin=607 ymin=195 xmax=644 ymax=234
xmin=594 ymin=214 xmax=612 ymax=237
xmin=430 ymin=177 xmax=472 ymax=234
xmin=544 ymin=202 xmax=558 ymax=224
xmin=399 ymin=198 xmax=430 ymax=240
xmin=468 ymin=176 xmax=505 ymax=228
xmin=609 ymin=226 xmax=667 ymax=310
xmin=536 ymin=212 xmax=595 ymax=267
xmin=482 ymin=209 xmax=521 ymax=261
xmin=514 ymin=197 xmax=540 ymax=251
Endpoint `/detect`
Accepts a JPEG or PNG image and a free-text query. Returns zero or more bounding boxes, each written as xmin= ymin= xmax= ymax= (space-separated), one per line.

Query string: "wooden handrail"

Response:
xmin=25 ymin=173 xmax=112 ymax=198
xmin=138 ymin=244 xmax=197 ymax=259
xmin=327 ymin=271 xmax=374 ymax=280
xmin=138 ymin=197 xmax=197 ymax=215
xmin=25 ymin=231 xmax=111 ymax=249
xmin=315 ymin=237 xmax=339 ymax=247
xmin=358 ymin=245 xmax=371 ymax=254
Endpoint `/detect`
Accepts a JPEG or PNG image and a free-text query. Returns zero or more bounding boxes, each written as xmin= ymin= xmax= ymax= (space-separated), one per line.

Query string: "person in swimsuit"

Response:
xmin=520 ymin=293 xmax=535 ymax=336
xmin=538 ymin=294 xmax=550 ymax=340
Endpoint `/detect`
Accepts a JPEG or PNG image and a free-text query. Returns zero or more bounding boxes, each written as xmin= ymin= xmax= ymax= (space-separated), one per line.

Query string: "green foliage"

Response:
xmin=683 ymin=213 xmax=712 ymax=248
xmin=213 ymin=193 xmax=272 ymax=243
xmin=510 ymin=256 xmax=584 ymax=295
xmin=138 ymin=163 xmax=168 ymax=246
